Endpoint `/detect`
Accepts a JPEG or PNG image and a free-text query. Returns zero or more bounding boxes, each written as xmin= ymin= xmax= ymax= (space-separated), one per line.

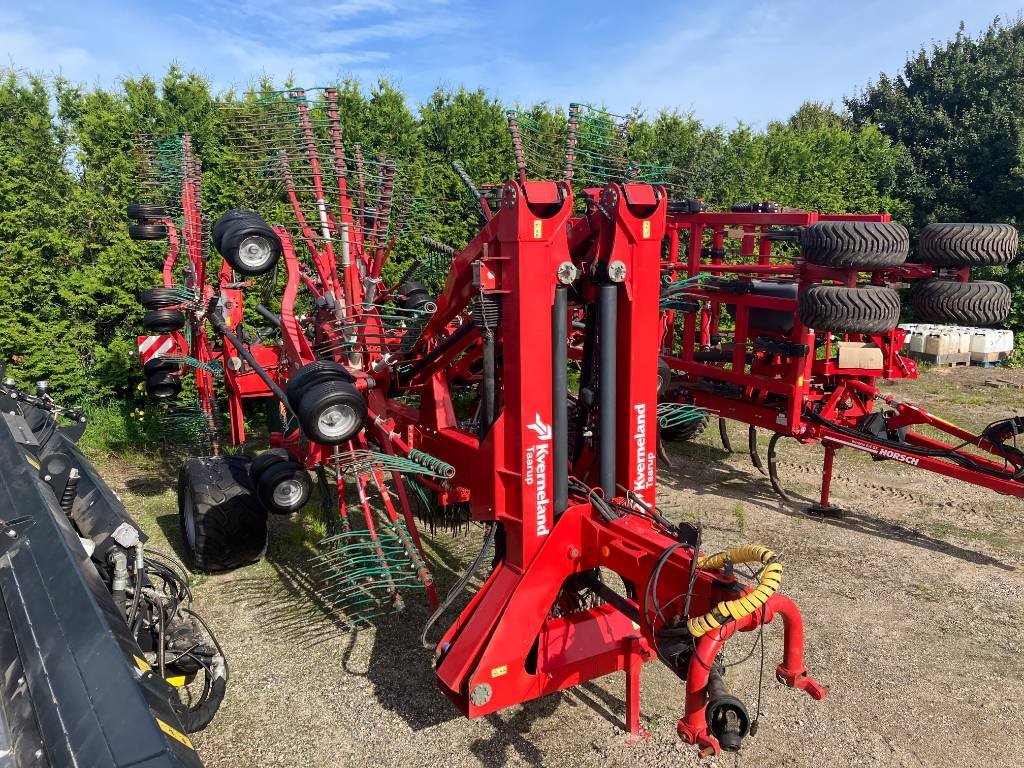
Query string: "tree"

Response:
xmin=0 ymin=73 xmax=85 ymax=396
xmin=848 ymin=18 xmax=1024 ymax=225
xmin=847 ymin=16 xmax=1024 ymax=330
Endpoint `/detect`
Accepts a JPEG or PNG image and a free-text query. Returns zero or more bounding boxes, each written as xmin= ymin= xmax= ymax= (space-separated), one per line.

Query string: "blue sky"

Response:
xmin=1 ymin=1 xmax=1019 ymax=126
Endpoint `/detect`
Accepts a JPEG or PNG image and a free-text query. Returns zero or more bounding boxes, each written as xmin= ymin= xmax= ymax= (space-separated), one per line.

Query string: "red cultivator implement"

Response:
xmin=656 ymin=205 xmax=1022 ymax=510
xmin=125 ymin=94 xmax=832 ymax=755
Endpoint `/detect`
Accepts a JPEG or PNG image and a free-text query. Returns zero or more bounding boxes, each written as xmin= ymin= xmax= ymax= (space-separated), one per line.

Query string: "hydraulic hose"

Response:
xmin=687 ymin=546 xmax=782 ymax=638
xmin=207 ymin=298 xmax=295 ymax=419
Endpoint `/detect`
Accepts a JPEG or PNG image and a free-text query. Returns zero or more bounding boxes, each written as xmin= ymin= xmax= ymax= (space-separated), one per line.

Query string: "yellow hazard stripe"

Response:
xmin=156 ymin=717 xmax=194 ymax=750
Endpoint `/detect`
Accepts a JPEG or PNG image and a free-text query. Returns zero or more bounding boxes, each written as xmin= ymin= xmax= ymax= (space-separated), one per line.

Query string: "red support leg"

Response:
xmin=810 ymin=443 xmax=838 ymax=514
xmin=624 ymin=635 xmax=650 ymax=743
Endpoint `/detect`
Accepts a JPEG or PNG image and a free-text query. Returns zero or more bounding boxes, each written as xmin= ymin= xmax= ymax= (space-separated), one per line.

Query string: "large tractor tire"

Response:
xmin=798 ymin=284 xmax=901 ymax=334
xmin=910 ymin=279 xmax=1011 ymax=325
xmin=917 ymin=223 xmax=1018 ymax=266
xmin=177 ymin=457 xmax=268 ymax=572
xmin=801 ymin=221 xmax=909 ymax=269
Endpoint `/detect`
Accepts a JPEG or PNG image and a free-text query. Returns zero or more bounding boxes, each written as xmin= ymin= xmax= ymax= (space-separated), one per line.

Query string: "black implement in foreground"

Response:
xmin=0 ymin=383 xmax=215 ymax=767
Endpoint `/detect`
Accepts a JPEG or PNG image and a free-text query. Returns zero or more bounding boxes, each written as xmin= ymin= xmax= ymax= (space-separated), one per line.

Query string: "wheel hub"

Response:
xmin=238 ymin=235 xmax=274 ymax=269
xmin=317 ymin=404 xmax=358 ymax=439
xmin=272 ymin=478 xmax=305 ymax=508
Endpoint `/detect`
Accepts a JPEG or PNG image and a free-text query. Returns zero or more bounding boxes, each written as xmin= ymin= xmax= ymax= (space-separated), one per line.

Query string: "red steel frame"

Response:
xmin=658 ymin=208 xmax=1024 ymax=506
xmin=363 ymin=181 xmax=824 ymax=754
xmin=258 ymin=171 xmax=826 ymax=753
xmin=146 ymin=107 xmax=826 ymax=755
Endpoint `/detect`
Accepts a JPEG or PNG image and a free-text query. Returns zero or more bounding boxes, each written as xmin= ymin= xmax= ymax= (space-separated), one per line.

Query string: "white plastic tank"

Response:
xmin=957 ymin=328 xmax=972 ymax=354
xmin=924 ymin=331 xmax=956 ymax=356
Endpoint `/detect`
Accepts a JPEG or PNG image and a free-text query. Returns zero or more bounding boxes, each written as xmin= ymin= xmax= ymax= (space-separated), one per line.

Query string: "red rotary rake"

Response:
xmin=126 ymin=93 xmax=831 ymax=755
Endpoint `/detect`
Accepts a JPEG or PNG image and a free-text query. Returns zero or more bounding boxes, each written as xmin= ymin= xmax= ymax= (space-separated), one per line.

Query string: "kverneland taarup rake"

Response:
xmin=126 ymin=93 xmax=832 ymax=755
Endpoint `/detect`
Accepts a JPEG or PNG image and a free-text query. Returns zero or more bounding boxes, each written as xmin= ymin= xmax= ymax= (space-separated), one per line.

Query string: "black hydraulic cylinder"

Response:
xmin=552 ymin=286 xmax=568 ymax=517
xmin=597 ymin=284 xmax=617 ymax=496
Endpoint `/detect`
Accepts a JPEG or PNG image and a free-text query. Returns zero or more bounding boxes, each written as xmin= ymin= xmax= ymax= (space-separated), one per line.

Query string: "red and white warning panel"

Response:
xmin=137 ymin=334 xmax=187 ymax=364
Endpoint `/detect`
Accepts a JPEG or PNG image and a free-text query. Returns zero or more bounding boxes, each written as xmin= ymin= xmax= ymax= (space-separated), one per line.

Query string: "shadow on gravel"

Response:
xmin=470 ymin=696 xmax=560 ymax=767
xmin=660 ymin=440 xmax=1016 ymax=572
xmin=219 ymin=525 xmax=640 ymax=750
xmin=794 ymin=508 xmax=1016 ymax=572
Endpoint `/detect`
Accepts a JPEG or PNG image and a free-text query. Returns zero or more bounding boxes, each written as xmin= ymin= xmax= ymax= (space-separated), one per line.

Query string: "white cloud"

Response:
xmin=1 ymin=0 xmax=469 ymax=95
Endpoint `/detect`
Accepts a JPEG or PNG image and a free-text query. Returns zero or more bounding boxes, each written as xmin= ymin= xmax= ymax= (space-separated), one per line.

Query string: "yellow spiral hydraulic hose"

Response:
xmin=686 ymin=545 xmax=782 ymax=638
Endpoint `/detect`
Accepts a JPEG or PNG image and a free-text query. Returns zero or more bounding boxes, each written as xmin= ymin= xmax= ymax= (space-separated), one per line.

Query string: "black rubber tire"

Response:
xmin=255 ymin=461 xmax=313 ymax=515
xmin=216 ymin=211 xmax=281 ymax=276
xmin=140 ymin=287 xmax=183 ymax=309
xmin=801 ymin=221 xmax=909 ymax=269
xmin=910 ymin=279 xmax=1012 ymax=325
xmin=144 ymin=357 xmax=180 ymax=376
xmin=129 ymin=223 xmax=169 ymax=241
xmin=662 ymin=412 xmax=710 ymax=442
xmin=213 ymin=209 xmax=264 ymax=252
xmin=177 ymin=457 xmax=268 ymax=572
xmin=146 ymin=372 xmax=181 ymax=399
xmin=398 ymin=281 xmax=433 ymax=311
xmin=296 ymin=380 xmax=367 ymax=445
xmin=798 ymin=284 xmax=901 ymax=334
xmin=249 ymin=448 xmax=292 ymax=485
xmin=917 ymin=222 xmax=1019 ymax=266
xmin=142 ymin=309 xmax=186 ymax=333
xmin=286 ymin=361 xmax=356 ymax=409
xmin=127 ymin=203 xmax=167 ymax=220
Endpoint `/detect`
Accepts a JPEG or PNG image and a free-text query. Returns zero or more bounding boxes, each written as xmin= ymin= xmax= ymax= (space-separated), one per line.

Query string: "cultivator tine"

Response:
xmin=160 ymin=355 xmax=222 ymax=376
xmin=330 ymin=448 xmax=453 ymax=479
xmin=155 ymin=403 xmax=219 ymax=456
xmin=748 ymin=425 xmax=768 ymax=476
xmin=310 ymin=527 xmax=423 ymax=623
xmin=766 ymin=432 xmax=792 ymax=502
xmin=718 ymin=417 xmax=734 ymax=453
xmin=308 ymin=451 xmax=436 ymax=623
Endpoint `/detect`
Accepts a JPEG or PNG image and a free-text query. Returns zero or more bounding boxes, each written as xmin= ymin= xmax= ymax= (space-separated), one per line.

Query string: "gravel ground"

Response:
xmin=102 ymin=366 xmax=1024 ymax=767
